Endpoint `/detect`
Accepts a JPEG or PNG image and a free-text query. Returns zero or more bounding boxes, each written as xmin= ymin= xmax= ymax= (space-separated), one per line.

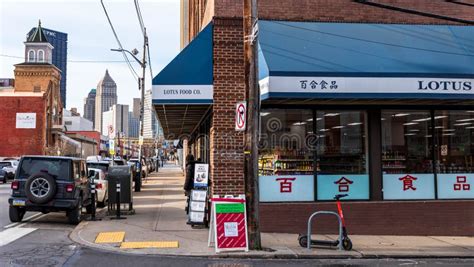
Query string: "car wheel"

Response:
xmin=9 ymin=206 xmax=25 ymax=222
xmin=2 ymin=177 xmax=6 ymax=184
xmin=25 ymin=173 xmax=57 ymax=204
xmin=68 ymin=202 xmax=82 ymax=225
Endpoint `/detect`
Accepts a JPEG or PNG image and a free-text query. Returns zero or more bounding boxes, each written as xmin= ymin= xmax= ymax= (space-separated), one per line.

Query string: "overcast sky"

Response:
xmin=0 ymin=0 xmax=180 ymax=115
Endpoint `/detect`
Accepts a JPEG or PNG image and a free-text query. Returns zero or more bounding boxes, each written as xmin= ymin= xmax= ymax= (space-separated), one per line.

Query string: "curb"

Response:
xmin=69 ymin=226 xmax=474 ymax=260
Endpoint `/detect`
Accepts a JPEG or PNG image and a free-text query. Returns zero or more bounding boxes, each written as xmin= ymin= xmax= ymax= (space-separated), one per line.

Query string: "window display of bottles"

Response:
xmin=382 ymin=150 xmax=407 ymax=174
xmin=258 ymin=153 xmax=315 ymax=175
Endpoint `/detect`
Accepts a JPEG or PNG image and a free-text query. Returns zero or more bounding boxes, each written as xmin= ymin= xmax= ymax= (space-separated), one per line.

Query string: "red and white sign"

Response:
xmin=437 ymin=174 xmax=474 ymax=199
xmin=235 ymin=101 xmax=247 ymax=131
xmin=208 ymin=197 xmax=248 ymax=253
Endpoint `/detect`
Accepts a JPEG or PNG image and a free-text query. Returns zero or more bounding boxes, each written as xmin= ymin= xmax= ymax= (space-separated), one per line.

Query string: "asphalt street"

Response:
xmin=1 ymin=183 xmax=474 ymax=266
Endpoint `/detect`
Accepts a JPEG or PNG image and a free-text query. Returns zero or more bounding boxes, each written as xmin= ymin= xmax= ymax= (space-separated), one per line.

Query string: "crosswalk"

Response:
xmin=0 ymin=227 xmax=37 ymax=247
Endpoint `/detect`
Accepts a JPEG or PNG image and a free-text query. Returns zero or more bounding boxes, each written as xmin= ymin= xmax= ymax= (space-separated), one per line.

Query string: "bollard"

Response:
xmin=90 ymin=182 xmax=96 ymax=221
xmin=111 ymin=182 xmax=126 ymax=220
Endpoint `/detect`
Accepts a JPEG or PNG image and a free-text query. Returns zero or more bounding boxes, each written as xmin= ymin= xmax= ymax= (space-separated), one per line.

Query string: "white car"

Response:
xmin=0 ymin=160 xmax=19 ymax=180
xmin=88 ymin=168 xmax=108 ymax=207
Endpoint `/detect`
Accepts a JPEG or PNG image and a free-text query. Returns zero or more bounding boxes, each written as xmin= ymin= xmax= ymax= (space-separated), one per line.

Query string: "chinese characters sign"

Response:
xmin=299 ymin=80 xmax=338 ymax=90
xmin=259 ymin=175 xmax=314 ymax=202
xmin=383 ymin=174 xmax=435 ymax=200
xmin=317 ymin=175 xmax=369 ymax=200
xmin=437 ymin=174 xmax=474 ymax=199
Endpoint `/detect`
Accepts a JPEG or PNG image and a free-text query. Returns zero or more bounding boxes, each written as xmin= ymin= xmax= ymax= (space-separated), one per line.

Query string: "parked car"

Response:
xmin=88 ymin=168 xmax=108 ymax=208
xmin=1 ymin=169 xmax=7 ymax=184
xmin=0 ymin=160 xmax=19 ymax=181
xmin=9 ymin=156 xmax=93 ymax=224
xmin=86 ymin=160 xmax=111 ymax=176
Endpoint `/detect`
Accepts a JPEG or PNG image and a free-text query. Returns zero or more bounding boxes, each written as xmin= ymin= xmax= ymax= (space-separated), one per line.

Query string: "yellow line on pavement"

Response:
xmin=120 ymin=241 xmax=179 ymax=249
xmin=95 ymin=231 xmax=125 ymax=243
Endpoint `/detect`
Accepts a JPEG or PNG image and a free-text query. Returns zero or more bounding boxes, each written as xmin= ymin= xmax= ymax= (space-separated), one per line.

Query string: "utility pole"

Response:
xmin=243 ymin=0 xmax=261 ymax=250
xmin=111 ymin=30 xmax=147 ymax=178
xmin=138 ymin=28 xmax=148 ymax=175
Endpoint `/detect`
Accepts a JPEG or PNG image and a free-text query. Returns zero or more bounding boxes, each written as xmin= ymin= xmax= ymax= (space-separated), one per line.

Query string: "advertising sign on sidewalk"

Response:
xmin=208 ymin=197 xmax=248 ymax=253
xmin=193 ymin=164 xmax=209 ymax=188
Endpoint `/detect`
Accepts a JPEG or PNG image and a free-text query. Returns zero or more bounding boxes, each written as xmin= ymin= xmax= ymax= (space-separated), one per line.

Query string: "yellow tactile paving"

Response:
xmin=120 ymin=241 xmax=179 ymax=249
xmin=94 ymin=231 xmax=125 ymax=243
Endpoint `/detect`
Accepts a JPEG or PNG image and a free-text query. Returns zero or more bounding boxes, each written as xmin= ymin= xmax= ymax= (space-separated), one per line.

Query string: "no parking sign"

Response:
xmin=235 ymin=101 xmax=247 ymax=131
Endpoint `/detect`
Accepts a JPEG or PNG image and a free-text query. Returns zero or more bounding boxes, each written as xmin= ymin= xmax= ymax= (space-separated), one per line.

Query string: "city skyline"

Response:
xmin=0 ymin=0 xmax=180 ymax=115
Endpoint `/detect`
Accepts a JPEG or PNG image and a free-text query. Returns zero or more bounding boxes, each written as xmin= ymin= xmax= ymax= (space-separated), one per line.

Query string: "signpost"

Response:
xmin=109 ymin=140 xmax=115 ymax=156
xmin=208 ymin=197 xmax=249 ymax=253
xmin=235 ymin=101 xmax=247 ymax=131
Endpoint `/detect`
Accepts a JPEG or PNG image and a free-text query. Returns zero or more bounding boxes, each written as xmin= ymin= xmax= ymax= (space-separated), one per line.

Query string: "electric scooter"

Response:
xmin=298 ymin=194 xmax=353 ymax=251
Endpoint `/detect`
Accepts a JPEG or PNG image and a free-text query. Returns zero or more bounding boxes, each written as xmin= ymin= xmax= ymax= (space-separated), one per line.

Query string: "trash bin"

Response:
xmin=107 ymin=166 xmax=133 ymax=205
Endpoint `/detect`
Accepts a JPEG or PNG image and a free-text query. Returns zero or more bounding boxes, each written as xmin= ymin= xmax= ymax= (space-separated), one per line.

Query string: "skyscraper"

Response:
xmin=143 ymin=89 xmax=164 ymax=140
xmin=102 ymin=104 xmax=129 ymax=138
xmin=83 ymin=89 xmax=96 ymax=128
xmin=128 ymin=112 xmax=139 ymax=138
xmin=132 ymin=98 xmax=140 ymax=118
xmin=95 ymin=70 xmax=117 ymax=133
xmin=27 ymin=27 xmax=68 ymax=107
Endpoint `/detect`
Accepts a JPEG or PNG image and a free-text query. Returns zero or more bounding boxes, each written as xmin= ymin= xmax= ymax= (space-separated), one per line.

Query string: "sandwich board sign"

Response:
xmin=208 ymin=196 xmax=248 ymax=253
xmin=194 ymin=163 xmax=209 ymax=188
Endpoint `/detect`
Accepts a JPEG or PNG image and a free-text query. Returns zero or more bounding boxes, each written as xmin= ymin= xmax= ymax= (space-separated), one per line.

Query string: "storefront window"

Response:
xmin=316 ymin=111 xmax=369 ymax=200
xmin=258 ymin=109 xmax=314 ymax=202
xmin=381 ymin=111 xmax=435 ymax=200
xmin=435 ymin=110 xmax=474 ymax=199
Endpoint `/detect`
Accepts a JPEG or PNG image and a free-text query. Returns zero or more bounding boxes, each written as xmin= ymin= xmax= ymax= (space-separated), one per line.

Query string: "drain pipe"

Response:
xmin=354 ymin=0 xmax=474 ymax=25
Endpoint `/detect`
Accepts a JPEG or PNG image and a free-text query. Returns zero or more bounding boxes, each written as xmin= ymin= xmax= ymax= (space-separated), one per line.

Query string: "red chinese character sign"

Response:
xmin=437 ymin=174 xmax=474 ymax=199
xmin=383 ymin=174 xmax=435 ymax=200
xmin=317 ymin=175 xmax=369 ymax=200
xmin=208 ymin=197 xmax=248 ymax=253
xmin=259 ymin=175 xmax=314 ymax=202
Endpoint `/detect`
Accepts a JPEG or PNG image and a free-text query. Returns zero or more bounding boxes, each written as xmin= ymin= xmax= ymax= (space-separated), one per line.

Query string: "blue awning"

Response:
xmin=258 ymin=21 xmax=474 ymax=100
xmin=152 ymin=23 xmax=213 ymax=105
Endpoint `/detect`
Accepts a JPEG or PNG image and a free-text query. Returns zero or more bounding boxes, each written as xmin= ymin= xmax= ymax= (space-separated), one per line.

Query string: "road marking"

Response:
xmin=120 ymin=241 xmax=179 ymax=249
xmin=4 ymin=213 xmax=43 ymax=229
xmin=95 ymin=231 xmax=125 ymax=243
xmin=0 ymin=227 xmax=37 ymax=247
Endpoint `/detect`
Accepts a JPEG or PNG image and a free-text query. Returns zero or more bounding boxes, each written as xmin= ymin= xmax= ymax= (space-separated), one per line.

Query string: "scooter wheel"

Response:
xmin=342 ymin=237 xmax=353 ymax=251
xmin=298 ymin=235 xmax=308 ymax=248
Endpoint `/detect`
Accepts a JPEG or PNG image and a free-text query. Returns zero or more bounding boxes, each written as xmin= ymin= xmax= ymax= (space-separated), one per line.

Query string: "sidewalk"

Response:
xmin=70 ymin=164 xmax=474 ymax=258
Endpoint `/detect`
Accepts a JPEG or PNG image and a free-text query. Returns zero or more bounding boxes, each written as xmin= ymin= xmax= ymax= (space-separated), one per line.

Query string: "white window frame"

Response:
xmin=38 ymin=49 xmax=45 ymax=62
xmin=28 ymin=49 xmax=35 ymax=62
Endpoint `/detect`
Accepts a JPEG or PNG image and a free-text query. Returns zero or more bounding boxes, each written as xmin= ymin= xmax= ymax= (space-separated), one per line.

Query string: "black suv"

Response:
xmin=9 ymin=156 xmax=93 ymax=224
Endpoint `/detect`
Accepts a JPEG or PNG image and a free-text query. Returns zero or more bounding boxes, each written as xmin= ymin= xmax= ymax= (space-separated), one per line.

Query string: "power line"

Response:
xmin=100 ymin=0 xmax=139 ymax=81
xmin=0 ymin=54 xmax=139 ymax=63
xmin=134 ymin=0 xmax=146 ymax=36
xmin=134 ymin=0 xmax=154 ymax=80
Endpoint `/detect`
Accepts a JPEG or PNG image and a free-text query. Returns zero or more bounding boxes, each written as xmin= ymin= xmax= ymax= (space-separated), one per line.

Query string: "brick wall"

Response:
xmin=0 ymin=96 xmax=46 ymax=157
xmin=210 ymin=18 xmax=246 ymax=196
xmin=14 ymin=65 xmax=61 ymax=94
xmin=66 ymin=131 xmax=101 ymax=152
xmin=214 ymin=0 xmax=473 ymax=24
xmin=260 ymin=201 xmax=474 ymax=235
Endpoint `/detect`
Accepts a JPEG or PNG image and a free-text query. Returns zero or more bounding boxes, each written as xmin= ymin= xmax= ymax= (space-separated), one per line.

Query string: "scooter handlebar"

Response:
xmin=334 ymin=194 xmax=348 ymax=200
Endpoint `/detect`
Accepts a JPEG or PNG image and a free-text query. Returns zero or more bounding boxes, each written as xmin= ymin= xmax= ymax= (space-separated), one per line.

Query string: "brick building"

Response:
xmin=153 ymin=1 xmax=474 ymax=235
xmin=0 ymin=21 xmax=64 ymax=157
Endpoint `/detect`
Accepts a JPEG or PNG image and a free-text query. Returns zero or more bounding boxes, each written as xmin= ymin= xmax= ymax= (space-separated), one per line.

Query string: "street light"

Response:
xmin=110 ymin=33 xmax=148 ymax=191
xmin=110 ymin=48 xmax=144 ymax=68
